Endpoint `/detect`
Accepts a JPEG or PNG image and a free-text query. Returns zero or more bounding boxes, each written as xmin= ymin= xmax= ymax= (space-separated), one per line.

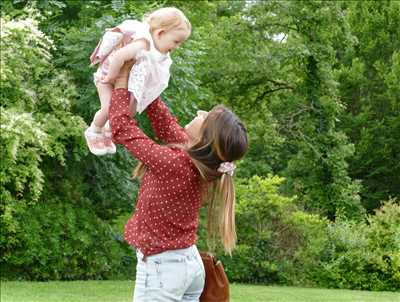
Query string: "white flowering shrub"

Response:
xmin=0 ymin=15 xmax=87 ymax=268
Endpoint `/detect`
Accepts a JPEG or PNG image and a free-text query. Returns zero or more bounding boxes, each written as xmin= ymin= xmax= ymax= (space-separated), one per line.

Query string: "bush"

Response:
xmin=220 ymin=175 xmax=328 ymax=284
xmin=0 ymin=12 xmax=134 ymax=281
xmin=216 ymin=176 xmax=399 ymax=291
xmin=1 ymin=199 xmax=129 ymax=280
xmin=309 ymin=199 xmax=400 ymax=291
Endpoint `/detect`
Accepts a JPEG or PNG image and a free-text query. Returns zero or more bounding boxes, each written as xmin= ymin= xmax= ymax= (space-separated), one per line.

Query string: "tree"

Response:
xmin=0 ymin=12 xmax=132 ymax=280
xmin=335 ymin=1 xmax=400 ymax=211
xmin=195 ymin=0 xmax=364 ymax=218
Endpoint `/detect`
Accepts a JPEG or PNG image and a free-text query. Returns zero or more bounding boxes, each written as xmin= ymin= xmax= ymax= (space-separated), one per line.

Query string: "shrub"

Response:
xmin=220 ymin=175 xmax=328 ymax=284
xmin=2 ymin=199 xmax=127 ymax=280
xmin=310 ymin=199 xmax=400 ymax=291
xmin=0 ymin=12 xmax=133 ymax=281
xmin=216 ymin=175 xmax=399 ymax=291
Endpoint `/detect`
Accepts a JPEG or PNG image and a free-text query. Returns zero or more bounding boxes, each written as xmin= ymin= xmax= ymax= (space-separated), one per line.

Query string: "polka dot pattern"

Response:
xmin=109 ymin=88 xmax=202 ymax=257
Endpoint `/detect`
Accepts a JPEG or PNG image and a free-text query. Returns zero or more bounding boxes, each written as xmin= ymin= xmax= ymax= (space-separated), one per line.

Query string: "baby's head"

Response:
xmin=144 ymin=7 xmax=191 ymax=54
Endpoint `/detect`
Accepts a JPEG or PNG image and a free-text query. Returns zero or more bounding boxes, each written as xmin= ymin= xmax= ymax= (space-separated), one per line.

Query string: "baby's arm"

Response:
xmin=103 ymin=39 xmax=149 ymax=83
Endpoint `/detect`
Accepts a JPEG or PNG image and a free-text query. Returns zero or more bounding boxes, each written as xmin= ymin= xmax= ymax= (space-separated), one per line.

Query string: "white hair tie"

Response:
xmin=217 ymin=162 xmax=236 ymax=176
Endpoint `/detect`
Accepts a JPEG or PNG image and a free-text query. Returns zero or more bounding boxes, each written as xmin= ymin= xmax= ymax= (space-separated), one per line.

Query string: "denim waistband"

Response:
xmin=137 ymin=245 xmax=199 ymax=263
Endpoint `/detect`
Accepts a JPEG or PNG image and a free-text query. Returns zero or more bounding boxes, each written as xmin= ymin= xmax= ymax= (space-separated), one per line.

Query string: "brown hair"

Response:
xmin=144 ymin=7 xmax=191 ymax=34
xmin=134 ymin=105 xmax=248 ymax=254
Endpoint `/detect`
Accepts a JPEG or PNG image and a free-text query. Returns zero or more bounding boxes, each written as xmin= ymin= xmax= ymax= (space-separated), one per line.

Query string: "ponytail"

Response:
xmin=205 ymin=173 xmax=237 ymax=255
xmin=218 ymin=174 xmax=237 ymax=254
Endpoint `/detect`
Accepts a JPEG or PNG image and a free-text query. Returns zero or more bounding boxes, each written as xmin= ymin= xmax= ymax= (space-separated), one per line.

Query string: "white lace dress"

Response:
xmin=90 ymin=20 xmax=172 ymax=113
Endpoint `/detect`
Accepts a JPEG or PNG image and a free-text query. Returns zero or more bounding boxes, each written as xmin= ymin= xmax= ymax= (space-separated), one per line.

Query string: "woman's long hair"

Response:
xmin=133 ymin=105 xmax=248 ymax=254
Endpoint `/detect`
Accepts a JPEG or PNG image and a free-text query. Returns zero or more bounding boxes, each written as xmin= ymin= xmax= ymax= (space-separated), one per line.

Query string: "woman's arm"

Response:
xmin=114 ymin=61 xmax=133 ymax=89
xmin=145 ymin=98 xmax=188 ymax=145
xmin=114 ymin=61 xmax=188 ymax=145
xmin=110 ymin=67 xmax=184 ymax=175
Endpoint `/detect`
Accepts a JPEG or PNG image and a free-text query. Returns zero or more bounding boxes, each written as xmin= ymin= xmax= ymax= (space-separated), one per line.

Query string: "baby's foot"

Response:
xmin=103 ymin=130 xmax=116 ymax=154
xmin=103 ymin=121 xmax=116 ymax=154
xmin=84 ymin=128 xmax=108 ymax=156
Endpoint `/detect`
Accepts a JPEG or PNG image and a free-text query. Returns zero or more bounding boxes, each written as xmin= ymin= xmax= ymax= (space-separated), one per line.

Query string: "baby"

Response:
xmin=85 ymin=7 xmax=191 ymax=155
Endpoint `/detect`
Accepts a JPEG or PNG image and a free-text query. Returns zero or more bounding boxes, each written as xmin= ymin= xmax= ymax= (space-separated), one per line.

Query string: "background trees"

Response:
xmin=1 ymin=0 xmax=399 ymax=290
xmin=335 ymin=1 xmax=400 ymax=211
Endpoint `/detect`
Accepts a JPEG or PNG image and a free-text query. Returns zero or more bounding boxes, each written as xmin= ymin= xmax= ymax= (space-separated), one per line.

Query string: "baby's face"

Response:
xmin=153 ymin=25 xmax=190 ymax=54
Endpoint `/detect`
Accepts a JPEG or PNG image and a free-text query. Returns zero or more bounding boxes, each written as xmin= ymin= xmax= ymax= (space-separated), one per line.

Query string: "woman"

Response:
xmin=109 ymin=63 xmax=248 ymax=302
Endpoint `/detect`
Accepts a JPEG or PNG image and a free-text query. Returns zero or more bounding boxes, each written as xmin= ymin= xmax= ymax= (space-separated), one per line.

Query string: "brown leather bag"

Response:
xmin=199 ymin=252 xmax=230 ymax=302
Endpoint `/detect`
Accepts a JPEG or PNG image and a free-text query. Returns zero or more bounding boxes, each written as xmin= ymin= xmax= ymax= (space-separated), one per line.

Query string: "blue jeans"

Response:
xmin=133 ymin=245 xmax=205 ymax=302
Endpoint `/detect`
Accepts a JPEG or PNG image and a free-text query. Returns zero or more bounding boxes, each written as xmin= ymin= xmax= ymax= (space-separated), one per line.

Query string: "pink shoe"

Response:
xmin=103 ymin=130 xmax=116 ymax=154
xmin=84 ymin=128 xmax=108 ymax=156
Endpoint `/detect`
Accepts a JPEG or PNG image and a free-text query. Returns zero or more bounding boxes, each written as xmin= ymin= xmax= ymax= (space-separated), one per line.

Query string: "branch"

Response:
xmin=265 ymin=79 xmax=294 ymax=88
xmin=256 ymin=82 xmax=294 ymax=102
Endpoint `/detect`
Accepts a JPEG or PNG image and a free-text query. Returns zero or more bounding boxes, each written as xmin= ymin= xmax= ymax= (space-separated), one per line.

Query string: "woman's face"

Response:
xmin=185 ymin=110 xmax=208 ymax=143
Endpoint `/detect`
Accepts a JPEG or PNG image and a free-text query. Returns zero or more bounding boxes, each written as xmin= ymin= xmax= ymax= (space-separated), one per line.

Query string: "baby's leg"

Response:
xmin=85 ymin=82 xmax=113 ymax=156
xmin=95 ymin=82 xmax=118 ymax=154
xmin=92 ymin=82 xmax=113 ymax=130
xmin=103 ymin=93 xmax=136 ymax=134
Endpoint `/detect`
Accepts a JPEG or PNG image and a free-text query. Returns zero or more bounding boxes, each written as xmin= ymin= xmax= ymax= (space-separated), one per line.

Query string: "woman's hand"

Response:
xmin=114 ymin=60 xmax=134 ymax=89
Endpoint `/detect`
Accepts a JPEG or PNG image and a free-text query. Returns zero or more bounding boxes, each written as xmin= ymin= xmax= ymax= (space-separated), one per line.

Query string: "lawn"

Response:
xmin=1 ymin=281 xmax=399 ymax=302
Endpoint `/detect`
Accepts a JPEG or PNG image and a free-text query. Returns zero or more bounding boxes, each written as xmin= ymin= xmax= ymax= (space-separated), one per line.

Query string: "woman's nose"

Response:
xmin=197 ymin=110 xmax=208 ymax=118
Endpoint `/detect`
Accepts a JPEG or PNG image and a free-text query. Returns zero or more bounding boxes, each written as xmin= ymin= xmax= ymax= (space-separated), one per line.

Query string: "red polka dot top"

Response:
xmin=109 ymin=88 xmax=202 ymax=256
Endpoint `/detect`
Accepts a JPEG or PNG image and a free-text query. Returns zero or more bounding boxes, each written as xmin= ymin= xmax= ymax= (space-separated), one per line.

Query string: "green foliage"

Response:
xmin=1 ymin=0 xmax=398 ymax=289
xmin=1 ymin=198 xmax=134 ymax=280
xmin=219 ymin=176 xmax=399 ymax=291
xmin=0 ymin=12 xmax=134 ymax=280
xmin=220 ymin=175 xmax=328 ymax=284
xmin=0 ymin=15 xmax=86 ymax=188
xmin=0 ymin=15 xmax=86 ymax=271
xmin=335 ymin=1 xmax=400 ymax=211
xmin=35 ymin=0 xmax=147 ymax=218
xmin=193 ymin=0 xmax=365 ymax=219
xmin=267 ymin=1 xmax=364 ymax=219
xmin=302 ymin=199 xmax=400 ymax=291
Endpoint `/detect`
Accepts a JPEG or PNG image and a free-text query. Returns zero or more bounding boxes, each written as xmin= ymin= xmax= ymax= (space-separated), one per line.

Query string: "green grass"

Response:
xmin=1 ymin=281 xmax=399 ymax=302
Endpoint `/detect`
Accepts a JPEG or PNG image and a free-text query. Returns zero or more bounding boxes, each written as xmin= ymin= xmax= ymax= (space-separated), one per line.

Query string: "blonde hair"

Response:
xmin=144 ymin=7 xmax=191 ymax=34
xmin=133 ymin=106 xmax=248 ymax=254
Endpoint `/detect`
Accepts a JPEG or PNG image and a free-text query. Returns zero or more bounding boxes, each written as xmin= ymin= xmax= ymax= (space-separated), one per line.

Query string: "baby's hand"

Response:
xmin=101 ymin=75 xmax=114 ymax=84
